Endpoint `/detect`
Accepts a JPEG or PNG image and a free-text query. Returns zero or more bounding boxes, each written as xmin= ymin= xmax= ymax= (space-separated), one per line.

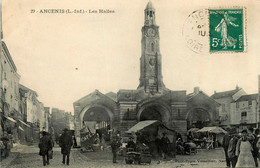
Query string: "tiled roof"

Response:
xmin=235 ymin=93 xmax=258 ymax=102
xmin=211 ymin=89 xmax=240 ymax=99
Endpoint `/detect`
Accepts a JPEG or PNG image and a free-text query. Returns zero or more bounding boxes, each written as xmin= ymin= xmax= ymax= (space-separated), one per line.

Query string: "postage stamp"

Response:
xmin=209 ymin=9 xmax=244 ymax=52
xmin=183 ymin=8 xmax=246 ymax=54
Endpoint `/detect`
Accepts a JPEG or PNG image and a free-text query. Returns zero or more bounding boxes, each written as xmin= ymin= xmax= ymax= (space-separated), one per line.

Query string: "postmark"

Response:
xmin=183 ymin=8 xmax=246 ymax=54
xmin=182 ymin=9 xmax=209 ymax=54
xmin=209 ymin=9 xmax=244 ymax=52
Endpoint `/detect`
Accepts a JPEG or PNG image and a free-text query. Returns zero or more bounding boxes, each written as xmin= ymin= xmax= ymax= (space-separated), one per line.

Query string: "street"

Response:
xmin=0 ymin=144 xmax=227 ymax=168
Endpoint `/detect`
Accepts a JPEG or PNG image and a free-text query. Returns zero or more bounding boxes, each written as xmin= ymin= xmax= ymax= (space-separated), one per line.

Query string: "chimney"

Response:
xmin=214 ymin=91 xmax=217 ymax=94
xmin=194 ymin=87 xmax=200 ymax=94
xmin=236 ymin=85 xmax=239 ymax=90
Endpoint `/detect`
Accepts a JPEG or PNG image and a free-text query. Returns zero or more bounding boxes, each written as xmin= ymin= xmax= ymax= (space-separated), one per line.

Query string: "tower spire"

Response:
xmin=144 ymin=1 xmax=156 ymax=26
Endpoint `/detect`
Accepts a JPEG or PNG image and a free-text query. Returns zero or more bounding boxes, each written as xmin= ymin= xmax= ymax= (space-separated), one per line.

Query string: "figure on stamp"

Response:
xmin=215 ymin=12 xmax=239 ymax=49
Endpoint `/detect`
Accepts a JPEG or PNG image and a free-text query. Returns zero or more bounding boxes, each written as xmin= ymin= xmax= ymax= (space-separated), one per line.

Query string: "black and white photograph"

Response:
xmin=1 ymin=0 xmax=260 ymax=167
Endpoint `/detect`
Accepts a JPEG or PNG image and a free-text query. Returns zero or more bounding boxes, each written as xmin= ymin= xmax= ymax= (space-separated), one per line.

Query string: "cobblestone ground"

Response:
xmin=0 ymin=144 xmax=228 ymax=168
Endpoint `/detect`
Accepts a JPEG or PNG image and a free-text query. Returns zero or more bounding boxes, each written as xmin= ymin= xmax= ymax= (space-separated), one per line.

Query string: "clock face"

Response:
xmin=147 ymin=28 xmax=156 ymax=37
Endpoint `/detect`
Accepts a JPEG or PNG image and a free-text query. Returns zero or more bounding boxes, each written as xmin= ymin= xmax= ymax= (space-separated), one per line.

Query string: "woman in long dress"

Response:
xmin=214 ymin=12 xmax=239 ymax=49
xmin=235 ymin=129 xmax=255 ymax=168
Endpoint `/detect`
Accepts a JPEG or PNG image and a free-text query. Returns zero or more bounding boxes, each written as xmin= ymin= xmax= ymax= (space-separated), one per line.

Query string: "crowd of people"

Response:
xmin=110 ymin=132 xmax=174 ymax=164
xmin=223 ymin=128 xmax=260 ymax=168
xmin=38 ymin=127 xmax=260 ymax=167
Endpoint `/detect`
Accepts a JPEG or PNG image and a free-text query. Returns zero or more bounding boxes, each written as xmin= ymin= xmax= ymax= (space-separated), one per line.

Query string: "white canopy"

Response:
xmin=125 ymin=120 xmax=160 ymax=133
xmin=197 ymin=126 xmax=227 ymax=134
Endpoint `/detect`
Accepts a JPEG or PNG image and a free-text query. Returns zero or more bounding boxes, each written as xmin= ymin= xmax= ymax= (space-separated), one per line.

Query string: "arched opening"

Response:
xmin=137 ymin=102 xmax=171 ymax=126
xmin=140 ymin=106 xmax=162 ymax=121
xmin=81 ymin=106 xmax=112 ymax=142
xmin=186 ymin=108 xmax=211 ymax=129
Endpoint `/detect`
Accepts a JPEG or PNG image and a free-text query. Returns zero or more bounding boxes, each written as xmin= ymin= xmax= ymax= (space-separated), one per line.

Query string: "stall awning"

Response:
xmin=18 ymin=126 xmax=24 ymax=132
xmin=197 ymin=126 xmax=227 ymax=134
xmin=4 ymin=116 xmax=17 ymax=123
xmin=126 ymin=120 xmax=160 ymax=133
xmin=18 ymin=119 xmax=31 ymax=128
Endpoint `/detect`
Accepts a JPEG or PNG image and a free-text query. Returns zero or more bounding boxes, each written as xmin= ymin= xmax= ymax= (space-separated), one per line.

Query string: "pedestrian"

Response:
xmin=252 ymin=128 xmax=260 ymax=167
xmin=111 ymin=136 xmax=121 ymax=163
xmin=222 ymin=129 xmax=231 ymax=168
xmin=228 ymin=129 xmax=239 ymax=168
xmin=38 ymin=131 xmax=52 ymax=166
xmin=59 ymin=128 xmax=73 ymax=165
xmin=235 ymin=129 xmax=255 ymax=168
xmin=161 ymin=133 xmax=170 ymax=159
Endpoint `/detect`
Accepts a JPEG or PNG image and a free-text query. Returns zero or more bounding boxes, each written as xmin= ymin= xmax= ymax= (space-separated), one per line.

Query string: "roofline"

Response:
xmin=73 ymin=89 xmax=116 ymax=105
xmin=2 ymin=41 xmax=17 ymax=72
xmin=233 ymin=93 xmax=258 ymax=102
xmin=211 ymin=88 xmax=243 ymax=98
xmin=187 ymin=91 xmax=221 ymax=106
xmin=19 ymin=84 xmax=38 ymax=96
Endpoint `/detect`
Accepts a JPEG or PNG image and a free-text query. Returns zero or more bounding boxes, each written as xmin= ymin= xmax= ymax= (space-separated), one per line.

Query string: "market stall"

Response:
xmin=196 ymin=126 xmax=227 ymax=148
xmin=126 ymin=120 xmax=176 ymax=158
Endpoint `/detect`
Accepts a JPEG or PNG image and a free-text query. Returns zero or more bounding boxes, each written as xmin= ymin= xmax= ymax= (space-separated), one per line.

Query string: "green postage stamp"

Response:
xmin=209 ymin=9 xmax=244 ymax=52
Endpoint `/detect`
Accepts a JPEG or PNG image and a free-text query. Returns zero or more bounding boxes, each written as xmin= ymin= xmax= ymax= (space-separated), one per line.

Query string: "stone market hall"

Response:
xmin=73 ymin=2 xmax=219 ymax=144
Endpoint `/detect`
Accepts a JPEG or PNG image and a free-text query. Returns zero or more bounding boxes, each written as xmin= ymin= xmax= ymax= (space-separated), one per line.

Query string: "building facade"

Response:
xmin=19 ymin=84 xmax=47 ymax=142
xmin=211 ymin=86 xmax=246 ymax=126
xmin=230 ymin=94 xmax=259 ymax=132
xmin=1 ymin=40 xmax=20 ymax=141
xmin=73 ymin=2 xmax=219 ymax=145
xmin=187 ymin=87 xmax=220 ymax=129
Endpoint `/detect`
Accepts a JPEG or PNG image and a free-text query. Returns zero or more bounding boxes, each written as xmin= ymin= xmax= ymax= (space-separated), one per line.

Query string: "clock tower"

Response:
xmin=138 ymin=1 xmax=165 ymax=94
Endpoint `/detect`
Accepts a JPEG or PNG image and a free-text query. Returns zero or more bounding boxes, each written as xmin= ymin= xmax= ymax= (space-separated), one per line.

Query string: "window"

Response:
xmin=127 ymin=108 xmax=130 ymax=117
xmin=241 ymin=111 xmax=247 ymax=117
xmin=236 ymin=102 xmax=239 ymax=108
xmin=241 ymin=111 xmax=247 ymax=123
xmin=150 ymin=11 xmax=153 ymax=17
xmin=248 ymin=100 xmax=252 ymax=106
xmin=177 ymin=109 xmax=181 ymax=118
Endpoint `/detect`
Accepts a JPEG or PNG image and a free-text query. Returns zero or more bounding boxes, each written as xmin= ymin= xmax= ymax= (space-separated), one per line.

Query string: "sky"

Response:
xmin=2 ymin=0 xmax=260 ymax=113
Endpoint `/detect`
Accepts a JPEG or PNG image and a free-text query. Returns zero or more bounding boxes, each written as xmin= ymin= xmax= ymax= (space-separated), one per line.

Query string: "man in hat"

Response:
xmin=222 ymin=128 xmax=231 ymax=168
xmin=39 ymin=131 xmax=52 ymax=166
xmin=111 ymin=136 xmax=121 ymax=163
xmin=59 ymin=128 xmax=73 ymax=165
xmin=228 ymin=128 xmax=239 ymax=168
xmin=161 ymin=133 xmax=170 ymax=159
xmin=126 ymin=136 xmax=136 ymax=149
